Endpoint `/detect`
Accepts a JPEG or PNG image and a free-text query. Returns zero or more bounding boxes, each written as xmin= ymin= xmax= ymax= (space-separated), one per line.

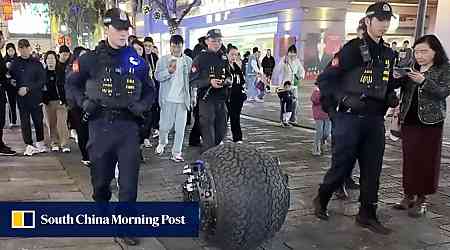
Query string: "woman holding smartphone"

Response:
xmin=393 ymin=35 xmax=450 ymax=217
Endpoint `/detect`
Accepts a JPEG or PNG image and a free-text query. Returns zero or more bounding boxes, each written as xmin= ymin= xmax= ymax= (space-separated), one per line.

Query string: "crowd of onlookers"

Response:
xmin=0 ymin=31 xmax=81 ymax=157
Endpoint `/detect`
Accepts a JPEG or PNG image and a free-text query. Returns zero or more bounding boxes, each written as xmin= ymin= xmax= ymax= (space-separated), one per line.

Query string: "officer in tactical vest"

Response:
xmin=66 ymin=8 xmax=154 ymax=246
xmin=313 ymin=1 xmax=399 ymax=235
xmin=190 ymin=29 xmax=231 ymax=152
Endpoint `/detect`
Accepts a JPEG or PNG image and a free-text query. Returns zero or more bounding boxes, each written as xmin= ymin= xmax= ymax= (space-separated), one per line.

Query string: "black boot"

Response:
xmin=355 ymin=205 xmax=392 ymax=235
xmin=140 ymin=149 xmax=145 ymax=163
xmin=345 ymin=178 xmax=360 ymax=190
xmin=334 ymin=185 xmax=349 ymax=200
xmin=116 ymin=236 xmax=140 ymax=246
xmin=313 ymin=193 xmax=330 ymax=220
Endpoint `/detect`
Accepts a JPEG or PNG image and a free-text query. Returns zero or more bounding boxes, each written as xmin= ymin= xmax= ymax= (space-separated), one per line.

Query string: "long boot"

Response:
xmin=356 ymin=204 xmax=392 ymax=235
xmin=335 ymin=185 xmax=349 ymax=200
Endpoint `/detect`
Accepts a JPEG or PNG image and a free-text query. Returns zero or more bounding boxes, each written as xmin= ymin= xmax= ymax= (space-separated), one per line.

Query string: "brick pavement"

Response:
xmin=0 ymin=128 xmax=125 ymax=250
xmin=2 ymin=109 xmax=450 ymax=249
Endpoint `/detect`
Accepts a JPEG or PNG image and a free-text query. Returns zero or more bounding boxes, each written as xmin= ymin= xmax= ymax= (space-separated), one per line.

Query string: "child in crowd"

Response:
xmin=310 ymin=84 xmax=331 ymax=156
xmin=277 ymin=81 xmax=294 ymax=127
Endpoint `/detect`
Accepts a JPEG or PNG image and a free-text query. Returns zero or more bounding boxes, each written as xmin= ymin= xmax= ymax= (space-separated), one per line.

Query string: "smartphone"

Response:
xmin=394 ymin=67 xmax=412 ymax=77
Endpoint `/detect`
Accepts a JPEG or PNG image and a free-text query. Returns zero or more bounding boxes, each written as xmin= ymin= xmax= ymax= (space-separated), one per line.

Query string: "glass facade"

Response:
xmin=184 ymin=0 xmax=274 ymax=17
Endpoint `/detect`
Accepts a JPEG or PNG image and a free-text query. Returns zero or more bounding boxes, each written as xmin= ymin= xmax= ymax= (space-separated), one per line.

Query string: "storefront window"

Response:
xmin=185 ymin=0 xmax=274 ymax=17
xmin=345 ymin=12 xmax=400 ymax=39
xmin=189 ymin=17 xmax=277 ymax=53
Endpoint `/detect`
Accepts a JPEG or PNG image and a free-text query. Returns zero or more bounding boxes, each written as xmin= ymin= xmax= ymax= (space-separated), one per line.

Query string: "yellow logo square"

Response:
xmin=11 ymin=210 xmax=35 ymax=229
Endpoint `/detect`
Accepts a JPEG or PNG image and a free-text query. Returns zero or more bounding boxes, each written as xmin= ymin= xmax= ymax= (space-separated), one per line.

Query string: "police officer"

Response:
xmin=66 ymin=8 xmax=154 ymax=245
xmin=190 ymin=29 xmax=230 ymax=152
xmin=313 ymin=1 xmax=399 ymax=235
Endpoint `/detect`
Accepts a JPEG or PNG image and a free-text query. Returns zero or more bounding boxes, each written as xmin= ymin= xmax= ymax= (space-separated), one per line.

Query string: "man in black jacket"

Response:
xmin=10 ymin=39 xmax=47 ymax=156
xmin=0 ymin=31 xmax=16 ymax=155
xmin=143 ymin=37 xmax=160 ymax=142
xmin=190 ymin=29 xmax=230 ymax=152
xmin=261 ymin=49 xmax=275 ymax=83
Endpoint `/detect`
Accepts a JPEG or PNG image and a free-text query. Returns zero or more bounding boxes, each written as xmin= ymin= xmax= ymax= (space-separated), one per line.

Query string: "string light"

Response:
xmin=142 ymin=5 xmax=151 ymax=15
xmin=153 ymin=10 xmax=161 ymax=20
xmin=169 ymin=25 xmax=177 ymax=34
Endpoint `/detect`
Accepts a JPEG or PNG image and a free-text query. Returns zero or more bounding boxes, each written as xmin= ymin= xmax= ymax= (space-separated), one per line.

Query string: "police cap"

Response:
xmin=103 ymin=8 xmax=132 ymax=30
xmin=366 ymin=1 xmax=396 ymax=19
xmin=206 ymin=29 xmax=222 ymax=39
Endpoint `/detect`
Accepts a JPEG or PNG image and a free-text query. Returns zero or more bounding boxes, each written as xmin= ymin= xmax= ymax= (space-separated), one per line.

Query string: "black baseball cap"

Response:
xmin=206 ymin=29 xmax=222 ymax=39
xmin=103 ymin=8 xmax=132 ymax=30
xmin=366 ymin=1 xmax=396 ymax=19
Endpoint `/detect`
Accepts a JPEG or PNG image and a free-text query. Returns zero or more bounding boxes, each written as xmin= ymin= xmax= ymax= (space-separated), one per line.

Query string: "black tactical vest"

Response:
xmin=339 ymin=41 xmax=391 ymax=102
xmin=86 ymin=49 xmax=142 ymax=109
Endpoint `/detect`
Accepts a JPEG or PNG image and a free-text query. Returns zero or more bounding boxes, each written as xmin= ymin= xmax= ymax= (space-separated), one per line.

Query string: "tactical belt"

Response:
xmin=337 ymin=104 xmax=362 ymax=115
xmin=97 ymin=109 xmax=135 ymax=121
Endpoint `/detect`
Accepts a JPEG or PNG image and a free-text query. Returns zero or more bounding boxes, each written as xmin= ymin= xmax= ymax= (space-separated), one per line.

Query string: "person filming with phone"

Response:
xmin=392 ymin=34 xmax=450 ymax=218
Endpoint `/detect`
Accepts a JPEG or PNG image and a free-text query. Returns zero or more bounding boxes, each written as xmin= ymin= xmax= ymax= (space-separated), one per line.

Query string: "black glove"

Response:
xmin=128 ymin=102 xmax=147 ymax=118
xmin=341 ymin=95 xmax=365 ymax=113
xmin=82 ymin=112 xmax=90 ymax=123
xmin=82 ymin=99 xmax=99 ymax=115
xmin=42 ymin=96 xmax=49 ymax=105
xmin=320 ymin=95 xmax=337 ymax=115
xmin=386 ymin=92 xmax=400 ymax=108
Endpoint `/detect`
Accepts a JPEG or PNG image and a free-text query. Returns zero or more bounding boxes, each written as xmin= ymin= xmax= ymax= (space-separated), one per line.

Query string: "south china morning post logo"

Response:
xmin=0 ymin=202 xmax=199 ymax=237
xmin=11 ymin=210 xmax=35 ymax=229
xmin=38 ymin=213 xmax=187 ymax=227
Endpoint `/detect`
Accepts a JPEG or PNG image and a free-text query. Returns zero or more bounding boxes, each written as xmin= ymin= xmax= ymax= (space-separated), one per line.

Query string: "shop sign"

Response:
xmin=1 ymin=0 xmax=13 ymax=21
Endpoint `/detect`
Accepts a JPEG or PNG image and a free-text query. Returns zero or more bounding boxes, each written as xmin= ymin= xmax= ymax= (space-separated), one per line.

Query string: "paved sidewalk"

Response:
xmin=2 ymin=109 xmax=450 ymax=249
xmin=0 ymin=128 xmax=164 ymax=250
xmin=0 ymin=128 xmax=120 ymax=250
xmin=242 ymin=81 xmax=316 ymax=129
xmin=244 ymin=81 xmax=450 ymax=144
xmin=61 ymin=116 xmax=450 ymax=249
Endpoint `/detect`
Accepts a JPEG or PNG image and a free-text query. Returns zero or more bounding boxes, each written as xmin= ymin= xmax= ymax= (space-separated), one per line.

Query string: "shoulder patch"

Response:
xmin=129 ymin=56 xmax=140 ymax=66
